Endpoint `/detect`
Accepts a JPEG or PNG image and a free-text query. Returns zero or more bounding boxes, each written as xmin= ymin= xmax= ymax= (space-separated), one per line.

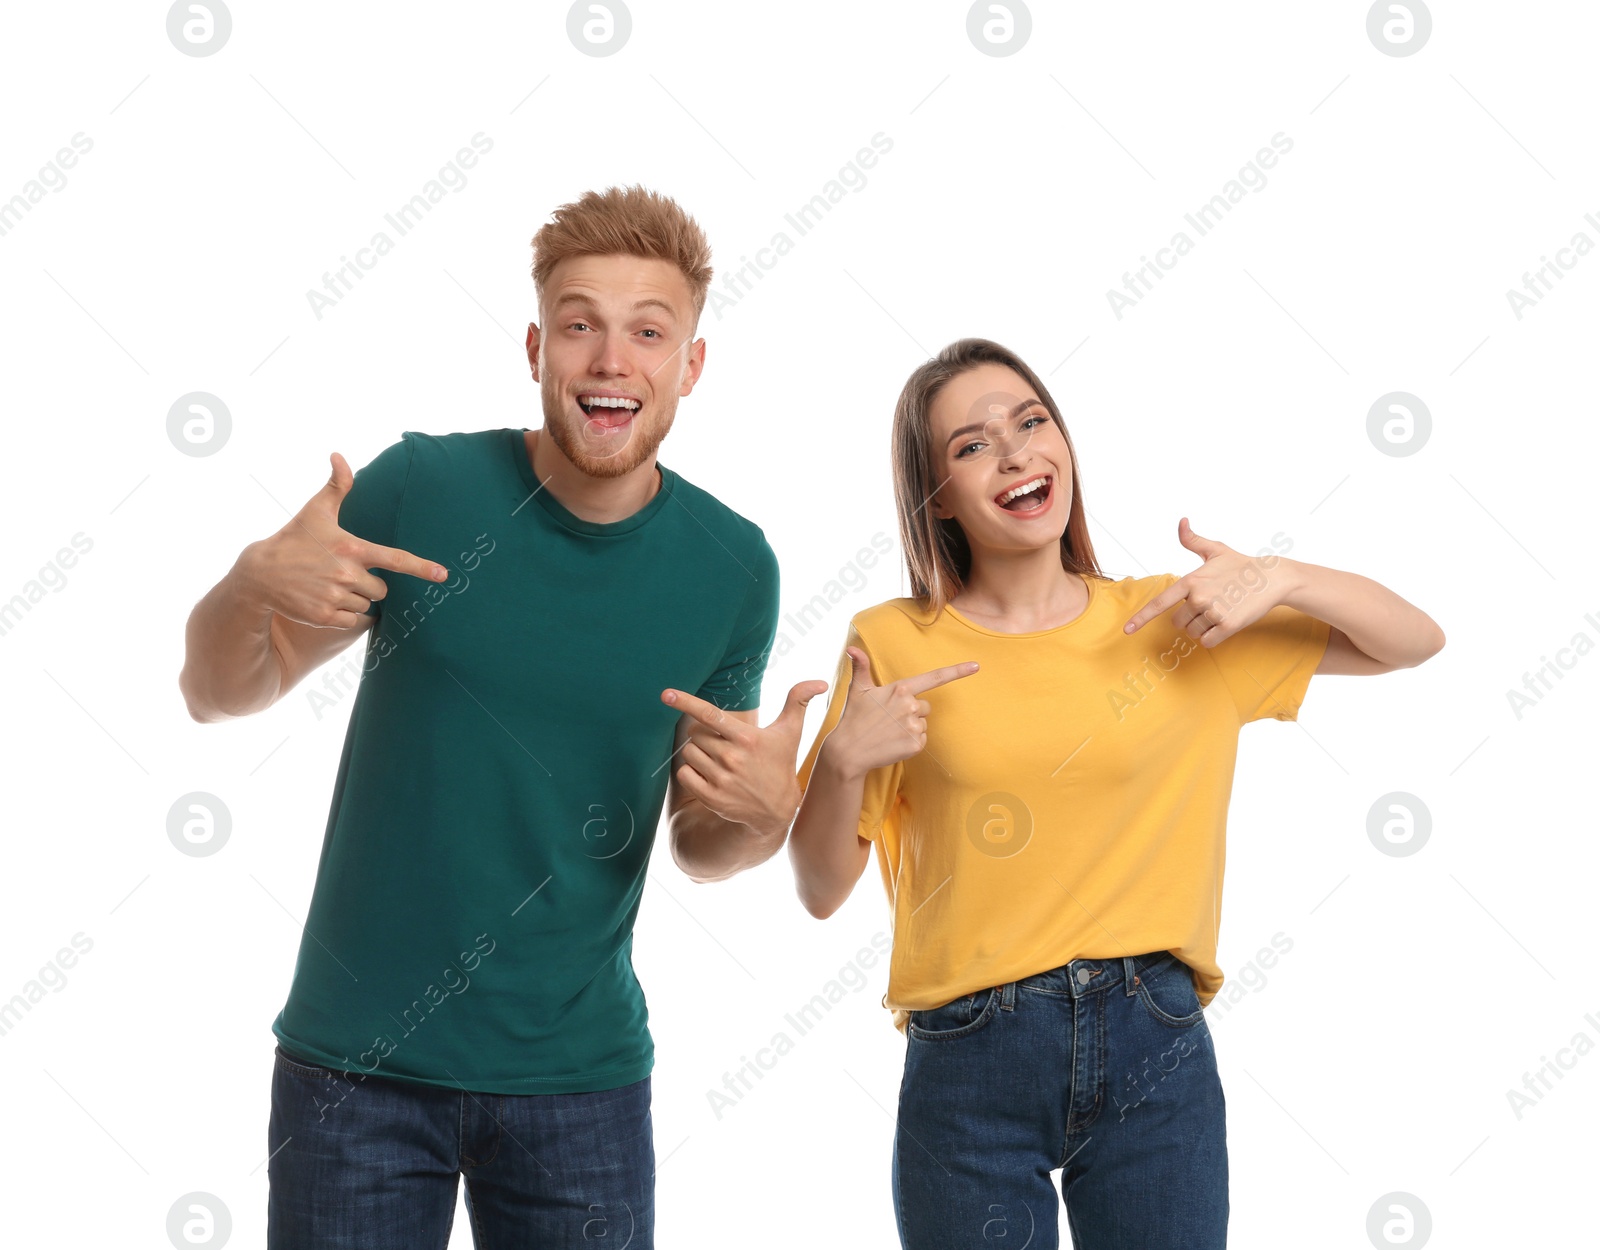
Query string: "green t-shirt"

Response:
xmin=271 ymin=428 xmax=780 ymax=1094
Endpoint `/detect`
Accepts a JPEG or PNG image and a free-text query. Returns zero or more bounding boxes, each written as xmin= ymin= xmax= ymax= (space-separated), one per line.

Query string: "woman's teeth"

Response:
xmin=997 ymin=478 xmax=1050 ymax=510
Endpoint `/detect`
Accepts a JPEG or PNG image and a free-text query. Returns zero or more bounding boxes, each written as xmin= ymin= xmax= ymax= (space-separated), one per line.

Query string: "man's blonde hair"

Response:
xmin=530 ymin=184 xmax=714 ymax=328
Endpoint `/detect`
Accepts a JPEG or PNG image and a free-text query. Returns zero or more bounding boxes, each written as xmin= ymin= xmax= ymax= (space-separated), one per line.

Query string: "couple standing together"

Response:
xmin=180 ymin=184 xmax=1445 ymax=1249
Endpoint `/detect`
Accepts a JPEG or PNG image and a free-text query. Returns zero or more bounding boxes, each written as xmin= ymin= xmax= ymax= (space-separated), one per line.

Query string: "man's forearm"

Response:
xmin=180 ymin=554 xmax=282 ymax=723
xmin=670 ymin=797 xmax=790 ymax=884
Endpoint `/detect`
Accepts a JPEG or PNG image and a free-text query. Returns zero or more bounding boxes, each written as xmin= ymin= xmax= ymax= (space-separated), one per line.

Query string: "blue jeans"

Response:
xmin=267 ymin=1045 xmax=654 ymax=1248
xmin=893 ymin=950 xmax=1228 ymax=1249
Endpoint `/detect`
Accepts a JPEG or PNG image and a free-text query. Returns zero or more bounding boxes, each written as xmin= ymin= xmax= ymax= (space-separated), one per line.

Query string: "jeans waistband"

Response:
xmin=1002 ymin=949 xmax=1182 ymax=1005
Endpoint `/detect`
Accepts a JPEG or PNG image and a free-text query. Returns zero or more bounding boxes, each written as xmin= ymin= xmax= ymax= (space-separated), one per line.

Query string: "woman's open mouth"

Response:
xmin=993 ymin=473 xmax=1053 ymax=517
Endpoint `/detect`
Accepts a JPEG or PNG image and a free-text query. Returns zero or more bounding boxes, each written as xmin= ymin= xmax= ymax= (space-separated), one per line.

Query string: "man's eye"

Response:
xmin=568 ymin=321 xmax=592 ymax=332
xmin=640 ymin=329 xmax=661 ymax=339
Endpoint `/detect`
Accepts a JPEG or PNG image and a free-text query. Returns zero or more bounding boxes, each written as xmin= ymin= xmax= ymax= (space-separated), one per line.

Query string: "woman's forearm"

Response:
xmin=1278 ymin=558 xmax=1445 ymax=668
xmin=789 ymin=738 xmax=873 ymax=919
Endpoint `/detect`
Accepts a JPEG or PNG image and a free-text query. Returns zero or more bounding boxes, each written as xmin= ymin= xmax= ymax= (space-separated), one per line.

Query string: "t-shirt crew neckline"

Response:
xmin=940 ymin=571 xmax=1100 ymax=638
xmin=510 ymin=427 xmax=676 ymax=537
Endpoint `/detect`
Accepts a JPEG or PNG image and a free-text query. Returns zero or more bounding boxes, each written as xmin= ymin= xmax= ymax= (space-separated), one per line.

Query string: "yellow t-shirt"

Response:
xmin=795 ymin=571 xmax=1330 ymax=1033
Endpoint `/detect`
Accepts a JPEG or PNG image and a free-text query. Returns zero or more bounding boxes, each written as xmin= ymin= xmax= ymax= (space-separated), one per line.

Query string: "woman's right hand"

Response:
xmin=819 ymin=646 xmax=979 ymax=778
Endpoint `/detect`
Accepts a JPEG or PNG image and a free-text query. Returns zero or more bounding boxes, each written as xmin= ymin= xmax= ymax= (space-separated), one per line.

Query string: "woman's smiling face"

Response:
xmin=927 ymin=362 xmax=1073 ymax=552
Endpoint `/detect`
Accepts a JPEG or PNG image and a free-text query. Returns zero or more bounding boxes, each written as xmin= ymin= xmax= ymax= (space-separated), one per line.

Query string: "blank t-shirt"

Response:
xmin=272 ymin=428 xmax=780 ymax=1092
xmin=795 ymin=571 xmax=1329 ymax=1032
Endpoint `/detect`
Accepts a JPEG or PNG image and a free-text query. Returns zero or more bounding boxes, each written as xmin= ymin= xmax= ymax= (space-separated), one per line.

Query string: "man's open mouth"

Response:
xmin=994 ymin=474 xmax=1052 ymax=514
xmin=578 ymin=394 xmax=641 ymax=416
xmin=577 ymin=394 xmax=641 ymax=430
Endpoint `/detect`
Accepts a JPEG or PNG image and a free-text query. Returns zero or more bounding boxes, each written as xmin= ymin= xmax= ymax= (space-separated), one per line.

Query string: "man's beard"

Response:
xmin=541 ymin=382 xmax=675 ymax=479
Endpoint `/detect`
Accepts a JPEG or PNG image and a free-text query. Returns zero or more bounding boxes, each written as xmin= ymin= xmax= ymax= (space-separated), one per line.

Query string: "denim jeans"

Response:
xmin=267 ymin=1045 xmax=654 ymax=1248
xmin=893 ymin=950 xmax=1228 ymax=1249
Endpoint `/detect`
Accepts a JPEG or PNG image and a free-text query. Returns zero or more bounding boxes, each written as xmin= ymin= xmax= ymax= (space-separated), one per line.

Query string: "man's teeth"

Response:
xmin=580 ymin=396 xmax=640 ymax=410
xmin=998 ymin=477 xmax=1049 ymax=505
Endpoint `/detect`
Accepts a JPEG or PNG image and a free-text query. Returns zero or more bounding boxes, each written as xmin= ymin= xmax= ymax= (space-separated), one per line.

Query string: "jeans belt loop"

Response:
xmin=1123 ymin=955 xmax=1139 ymax=996
xmin=1000 ymin=980 xmax=1017 ymax=1011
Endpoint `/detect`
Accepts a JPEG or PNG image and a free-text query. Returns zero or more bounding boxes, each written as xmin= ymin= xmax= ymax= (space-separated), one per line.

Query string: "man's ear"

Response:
xmin=526 ymin=321 xmax=541 ymax=379
xmin=679 ymin=335 xmax=707 ymax=397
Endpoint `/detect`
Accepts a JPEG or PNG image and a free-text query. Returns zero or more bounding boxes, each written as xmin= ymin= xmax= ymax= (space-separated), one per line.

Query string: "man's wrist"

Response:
xmin=746 ymin=782 xmax=800 ymax=842
xmin=227 ymin=543 xmax=275 ymax=618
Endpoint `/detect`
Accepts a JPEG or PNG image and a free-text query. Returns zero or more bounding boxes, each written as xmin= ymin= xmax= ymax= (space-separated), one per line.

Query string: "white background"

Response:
xmin=0 ymin=2 xmax=1594 ymax=1247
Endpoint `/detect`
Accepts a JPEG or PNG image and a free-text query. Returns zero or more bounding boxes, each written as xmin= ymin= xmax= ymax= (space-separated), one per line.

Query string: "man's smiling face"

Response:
xmin=529 ymin=253 xmax=705 ymax=478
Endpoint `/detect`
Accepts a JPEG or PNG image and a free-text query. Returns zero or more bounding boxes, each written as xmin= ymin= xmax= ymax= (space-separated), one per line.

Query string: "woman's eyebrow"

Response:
xmin=946 ymin=398 xmax=1042 ymax=445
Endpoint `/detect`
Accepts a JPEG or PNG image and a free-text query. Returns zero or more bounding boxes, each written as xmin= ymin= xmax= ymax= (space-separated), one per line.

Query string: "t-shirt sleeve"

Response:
xmin=336 ymin=434 xmax=415 ymax=620
xmin=693 ymin=530 xmax=780 ymax=713
xmin=794 ymin=620 xmax=903 ymax=843
xmin=1201 ymin=576 xmax=1332 ymax=723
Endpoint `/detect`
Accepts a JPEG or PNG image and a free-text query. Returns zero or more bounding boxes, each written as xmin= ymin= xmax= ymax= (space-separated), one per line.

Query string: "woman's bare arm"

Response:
xmin=788 ymin=649 xmax=978 ymax=919
xmin=1281 ymin=559 xmax=1446 ymax=674
xmin=788 ymin=736 xmax=875 ymax=919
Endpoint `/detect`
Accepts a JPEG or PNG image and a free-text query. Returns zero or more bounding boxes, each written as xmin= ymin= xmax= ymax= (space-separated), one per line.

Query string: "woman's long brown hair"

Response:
xmin=890 ymin=337 xmax=1105 ymax=616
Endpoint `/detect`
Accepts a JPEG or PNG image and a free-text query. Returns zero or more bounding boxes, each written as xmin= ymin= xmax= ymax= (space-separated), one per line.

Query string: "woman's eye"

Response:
xmin=1023 ymin=413 xmax=1045 ymax=429
xmin=956 ymin=441 xmax=983 ymax=459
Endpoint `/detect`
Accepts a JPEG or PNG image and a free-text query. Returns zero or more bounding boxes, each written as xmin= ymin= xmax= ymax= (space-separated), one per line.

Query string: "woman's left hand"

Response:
xmin=1122 ymin=517 xmax=1290 ymax=646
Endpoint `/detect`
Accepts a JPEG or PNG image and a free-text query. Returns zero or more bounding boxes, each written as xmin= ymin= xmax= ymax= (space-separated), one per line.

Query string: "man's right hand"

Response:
xmin=819 ymin=647 xmax=979 ymax=779
xmin=234 ymin=452 xmax=447 ymax=630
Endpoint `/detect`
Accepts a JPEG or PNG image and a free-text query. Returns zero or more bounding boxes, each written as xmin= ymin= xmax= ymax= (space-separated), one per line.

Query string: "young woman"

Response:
xmin=789 ymin=338 xmax=1445 ymax=1250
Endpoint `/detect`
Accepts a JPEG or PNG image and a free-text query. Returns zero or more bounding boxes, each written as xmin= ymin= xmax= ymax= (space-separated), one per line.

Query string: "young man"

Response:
xmin=179 ymin=185 xmax=824 ymax=1248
